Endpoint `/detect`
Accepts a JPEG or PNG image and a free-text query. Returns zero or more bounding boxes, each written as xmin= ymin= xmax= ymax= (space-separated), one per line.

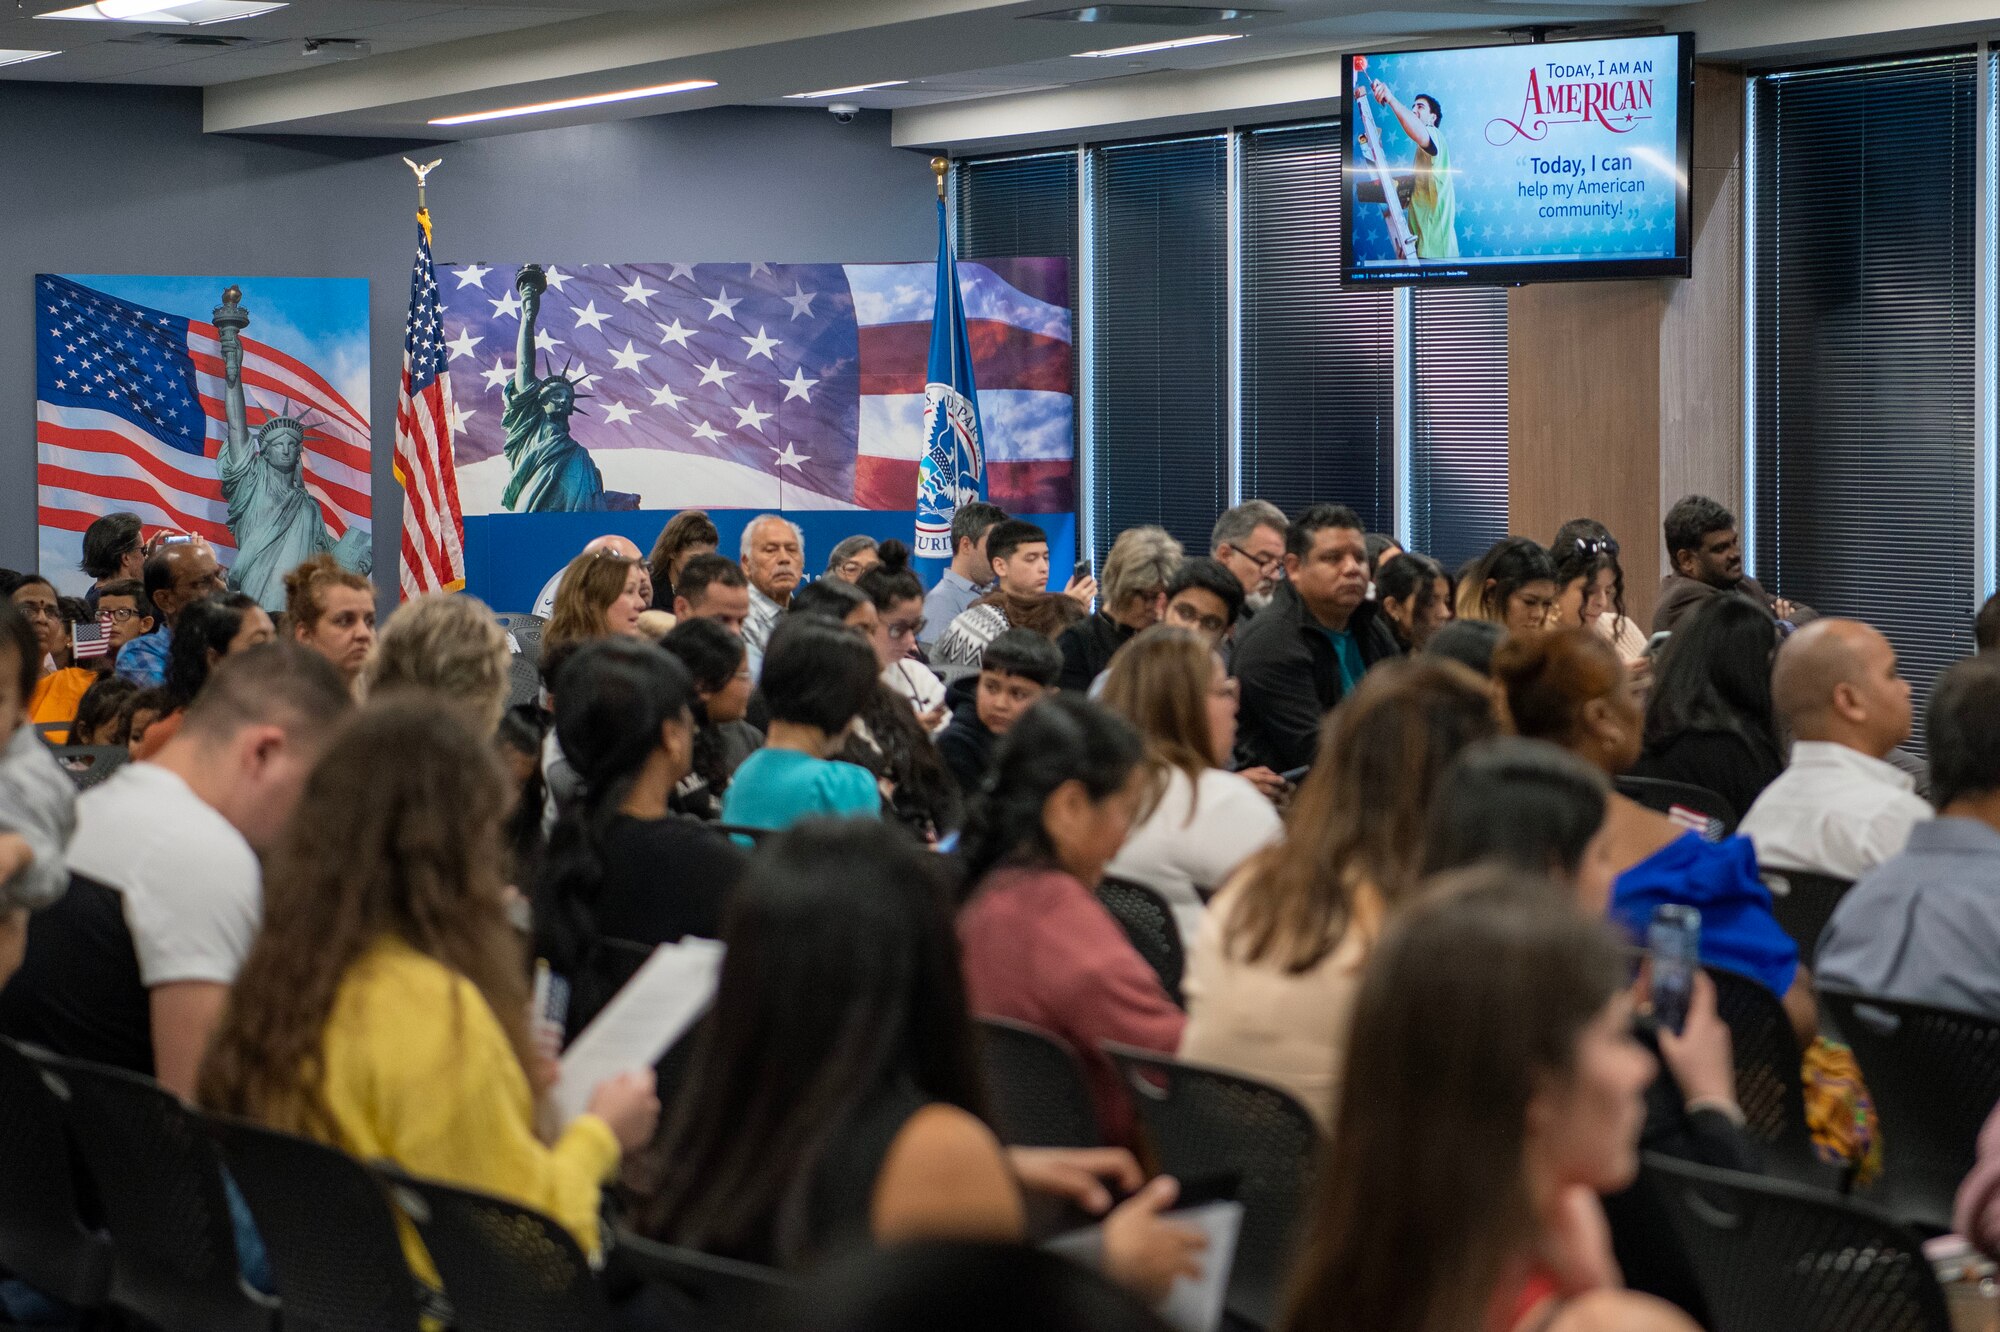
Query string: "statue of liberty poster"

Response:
xmin=34 ymin=273 xmax=373 ymax=609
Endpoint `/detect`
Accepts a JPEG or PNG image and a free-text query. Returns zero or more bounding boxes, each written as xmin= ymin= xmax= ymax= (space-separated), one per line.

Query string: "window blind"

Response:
xmin=1749 ymin=52 xmax=1978 ymax=741
xmin=1410 ymin=286 xmax=1510 ymax=569
xmin=1240 ymin=122 xmax=1396 ymax=530
xmin=955 ymin=151 xmax=1080 ymax=294
xmin=1086 ymin=135 xmax=1231 ymax=563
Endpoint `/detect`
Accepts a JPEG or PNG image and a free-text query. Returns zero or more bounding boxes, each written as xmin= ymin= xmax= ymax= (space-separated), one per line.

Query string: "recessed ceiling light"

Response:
xmin=0 ymin=48 xmax=60 ymax=66
xmin=1071 ymin=33 xmax=1244 ymax=57
xmin=783 ymin=80 xmax=909 ymax=99
xmin=1029 ymin=6 xmax=1264 ymax=21
xmin=429 ymin=78 xmax=718 ymax=126
xmin=37 ymin=0 xmax=286 ymax=24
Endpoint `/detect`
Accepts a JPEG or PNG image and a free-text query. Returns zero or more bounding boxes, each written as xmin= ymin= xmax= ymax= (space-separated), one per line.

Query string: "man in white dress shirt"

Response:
xmin=1741 ymin=618 xmax=1931 ymax=880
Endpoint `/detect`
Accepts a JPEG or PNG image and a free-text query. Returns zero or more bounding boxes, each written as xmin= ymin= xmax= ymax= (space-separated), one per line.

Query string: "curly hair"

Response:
xmin=282 ymin=553 xmax=371 ymax=637
xmin=364 ymin=593 xmax=513 ymax=735
xmin=197 ymin=700 xmax=526 ymax=1144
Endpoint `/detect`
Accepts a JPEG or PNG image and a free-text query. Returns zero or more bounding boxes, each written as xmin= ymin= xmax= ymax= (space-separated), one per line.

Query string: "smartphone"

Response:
xmin=1073 ymin=558 xmax=1093 ymax=583
xmin=1643 ymin=630 xmax=1672 ymax=658
xmin=1648 ymin=904 xmax=1701 ymax=1035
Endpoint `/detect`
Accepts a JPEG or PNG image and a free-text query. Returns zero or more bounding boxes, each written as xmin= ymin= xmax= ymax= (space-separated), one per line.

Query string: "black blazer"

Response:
xmin=1230 ymin=581 xmax=1400 ymax=772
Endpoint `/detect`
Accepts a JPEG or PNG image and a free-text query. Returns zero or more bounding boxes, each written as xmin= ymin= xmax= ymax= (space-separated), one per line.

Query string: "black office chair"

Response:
xmin=606 ymin=1230 xmax=795 ymax=1332
xmin=1095 ymin=876 xmax=1184 ymax=1006
xmin=1105 ymin=1044 xmax=1319 ymax=1329
xmin=377 ymin=1168 xmax=610 ymax=1332
xmin=0 ymin=1036 xmax=113 ymax=1310
xmin=1644 ymin=1152 xmax=1951 ymax=1332
xmin=1703 ymin=965 xmax=1825 ymax=1185
xmin=1615 ymin=775 xmax=1736 ymax=838
xmin=504 ymin=653 xmax=541 ymax=709
xmin=1763 ymin=870 xmax=1854 ymax=970
xmin=977 ymin=1016 xmax=1101 ymax=1149
xmin=207 ymin=1116 xmax=434 ymax=1332
xmin=22 ymin=1049 xmax=278 ymax=1332
xmin=494 ymin=612 xmax=545 ymax=662
xmin=51 ymin=744 xmax=129 ymax=791
xmin=1818 ymin=986 xmax=2000 ymax=1233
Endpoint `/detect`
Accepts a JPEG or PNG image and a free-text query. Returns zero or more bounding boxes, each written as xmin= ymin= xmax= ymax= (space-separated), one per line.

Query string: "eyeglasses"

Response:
xmin=886 ymin=617 xmax=927 ymax=642
xmin=16 ymin=602 xmax=61 ymax=623
xmin=102 ymin=606 xmax=146 ymax=623
xmin=1235 ymin=547 xmax=1282 ymax=572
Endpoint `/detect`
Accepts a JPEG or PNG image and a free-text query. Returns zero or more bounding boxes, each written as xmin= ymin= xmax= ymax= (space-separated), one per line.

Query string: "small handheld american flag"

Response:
xmin=72 ymin=614 xmax=112 ymax=662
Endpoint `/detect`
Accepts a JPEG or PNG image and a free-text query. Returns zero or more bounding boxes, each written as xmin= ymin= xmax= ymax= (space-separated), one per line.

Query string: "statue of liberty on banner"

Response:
xmin=215 ymin=285 xmax=372 ymax=610
xmin=914 ymin=162 xmax=987 ymax=584
xmin=501 ymin=263 xmax=608 ymax=512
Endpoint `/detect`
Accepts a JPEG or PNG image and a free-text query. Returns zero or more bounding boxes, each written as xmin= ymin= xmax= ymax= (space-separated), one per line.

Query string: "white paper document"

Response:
xmin=1044 ymin=1200 xmax=1243 ymax=1332
xmin=551 ymin=938 xmax=724 ymax=1127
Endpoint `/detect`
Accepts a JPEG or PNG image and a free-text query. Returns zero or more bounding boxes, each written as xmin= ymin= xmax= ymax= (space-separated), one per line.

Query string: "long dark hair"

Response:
xmin=1471 ymin=537 xmax=1556 ymax=624
xmin=629 ymin=820 xmax=984 ymax=1266
xmin=840 ymin=685 xmax=963 ymax=840
xmin=659 ymin=617 xmax=746 ymax=813
xmin=533 ymin=638 xmax=696 ymax=978
xmin=1553 ymin=518 xmax=1626 ymax=624
xmin=1642 ymin=593 xmax=1780 ymax=763
xmin=958 ymin=694 xmax=1144 ymax=888
xmin=1423 ymin=738 xmax=1610 ymax=882
xmin=647 ymin=510 xmax=719 ymax=602
xmin=1280 ymin=869 xmax=1630 ymax=1332
xmin=163 ymin=593 xmax=265 ymax=710
xmin=200 ymin=702 xmax=523 ymax=1142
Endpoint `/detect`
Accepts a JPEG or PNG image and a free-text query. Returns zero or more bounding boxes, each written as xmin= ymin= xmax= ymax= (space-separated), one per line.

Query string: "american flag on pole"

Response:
xmin=393 ymin=211 xmax=467 ymax=597
xmin=35 ymin=273 xmax=372 ymax=564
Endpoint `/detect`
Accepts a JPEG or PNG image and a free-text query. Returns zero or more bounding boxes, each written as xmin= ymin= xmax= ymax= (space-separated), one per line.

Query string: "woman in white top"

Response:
xmin=857 ymin=541 xmax=950 ymax=734
xmin=1098 ymin=626 xmax=1282 ymax=947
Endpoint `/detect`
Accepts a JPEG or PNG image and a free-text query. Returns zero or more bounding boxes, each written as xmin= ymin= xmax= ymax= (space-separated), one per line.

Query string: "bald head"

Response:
xmin=1771 ymin=618 xmax=1911 ymax=757
xmin=582 ymin=534 xmax=642 ymax=561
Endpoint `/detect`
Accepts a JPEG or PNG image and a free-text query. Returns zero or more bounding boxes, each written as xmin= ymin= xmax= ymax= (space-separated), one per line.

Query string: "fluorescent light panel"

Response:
xmin=0 ymin=48 xmax=60 ymax=65
xmin=784 ymin=80 xmax=908 ymax=99
xmin=1071 ymin=33 xmax=1243 ymax=56
xmin=429 ymin=78 xmax=717 ymax=126
xmin=37 ymin=0 xmax=286 ymax=23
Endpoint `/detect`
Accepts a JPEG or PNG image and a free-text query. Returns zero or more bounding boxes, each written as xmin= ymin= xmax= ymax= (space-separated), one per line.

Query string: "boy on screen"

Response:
xmin=1368 ymin=79 xmax=1460 ymax=259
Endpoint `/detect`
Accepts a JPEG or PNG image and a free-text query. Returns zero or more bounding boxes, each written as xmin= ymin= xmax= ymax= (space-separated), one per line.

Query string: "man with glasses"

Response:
xmin=1209 ymin=500 xmax=1289 ymax=617
xmin=114 ymin=538 xmax=226 ymax=687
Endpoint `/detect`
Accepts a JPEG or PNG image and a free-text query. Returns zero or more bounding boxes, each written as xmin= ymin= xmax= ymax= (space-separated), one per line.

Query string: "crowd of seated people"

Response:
xmin=2 ymin=487 xmax=1992 ymax=1332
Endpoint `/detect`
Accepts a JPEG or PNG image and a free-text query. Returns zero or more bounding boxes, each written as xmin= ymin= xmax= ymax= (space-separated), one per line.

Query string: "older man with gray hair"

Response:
xmin=1210 ymin=499 xmax=1289 ymax=614
xmin=740 ymin=514 xmax=804 ymax=656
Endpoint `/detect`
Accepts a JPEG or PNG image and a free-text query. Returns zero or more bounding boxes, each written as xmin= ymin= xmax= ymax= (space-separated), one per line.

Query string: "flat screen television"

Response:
xmin=1340 ymin=33 xmax=1694 ymax=286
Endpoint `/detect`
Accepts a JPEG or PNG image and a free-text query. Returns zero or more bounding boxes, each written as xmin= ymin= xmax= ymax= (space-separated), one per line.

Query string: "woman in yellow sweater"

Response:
xmin=199 ymin=700 xmax=658 ymax=1266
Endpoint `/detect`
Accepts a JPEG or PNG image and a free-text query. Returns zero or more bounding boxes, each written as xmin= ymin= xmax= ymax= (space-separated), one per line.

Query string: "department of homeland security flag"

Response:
xmin=913 ymin=197 xmax=987 ymax=581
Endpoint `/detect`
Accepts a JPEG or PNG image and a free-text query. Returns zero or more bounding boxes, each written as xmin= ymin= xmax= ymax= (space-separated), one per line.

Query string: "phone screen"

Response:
xmin=1648 ymin=904 xmax=1701 ymax=1035
xmin=1073 ymin=558 xmax=1093 ymax=582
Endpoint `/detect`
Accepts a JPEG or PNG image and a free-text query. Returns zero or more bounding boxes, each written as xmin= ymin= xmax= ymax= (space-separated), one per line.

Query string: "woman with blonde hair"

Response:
xmin=1100 ymin=626 xmax=1281 ymax=945
xmin=283 ymin=554 xmax=376 ymax=687
xmin=1179 ymin=657 xmax=1500 ymax=1127
xmin=199 ymin=701 xmax=659 ymax=1274
xmin=545 ymin=548 xmax=648 ymax=653
xmin=363 ymin=593 xmax=513 ymax=735
xmin=1056 ymin=526 xmax=1182 ymax=692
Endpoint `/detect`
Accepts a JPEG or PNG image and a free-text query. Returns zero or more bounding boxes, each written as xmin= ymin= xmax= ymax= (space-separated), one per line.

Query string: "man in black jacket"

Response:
xmin=1233 ymin=504 xmax=1400 ymax=772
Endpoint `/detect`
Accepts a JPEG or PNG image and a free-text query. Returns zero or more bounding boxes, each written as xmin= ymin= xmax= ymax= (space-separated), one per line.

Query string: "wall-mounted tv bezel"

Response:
xmin=1339 ymin=32 xmax=1696 ymax=288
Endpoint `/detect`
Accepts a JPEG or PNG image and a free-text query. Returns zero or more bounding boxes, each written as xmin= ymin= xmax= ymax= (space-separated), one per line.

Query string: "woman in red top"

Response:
xmin=957 ymin=694 xmax=1184 ymax=1147
xmin=1280 ymin=869 xmax=1697 ymax=1332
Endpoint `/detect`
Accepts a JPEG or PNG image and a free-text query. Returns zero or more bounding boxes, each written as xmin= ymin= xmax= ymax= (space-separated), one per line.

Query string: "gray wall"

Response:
xmin=0 ymin=83 xmax=937 ymax=578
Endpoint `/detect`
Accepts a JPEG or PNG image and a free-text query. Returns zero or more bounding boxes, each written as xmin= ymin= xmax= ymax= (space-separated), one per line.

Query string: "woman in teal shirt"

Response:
xmin=722 ymin=616 xmax=882 ymax=831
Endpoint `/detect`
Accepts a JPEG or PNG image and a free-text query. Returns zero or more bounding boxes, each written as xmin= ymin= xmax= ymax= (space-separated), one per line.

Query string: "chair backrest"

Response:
xmin=1095 ymin=876 xmax=1185 ymax=1005
xmin=377 ymin=1168 xmax=610 ymax=1332
xmin=1762 ymin=870 xmax=1855 ymax=970
xmin=1703 ymin=965 xmax=1822 ymax=1183
xmin=22 ymin=1049 xmax=277 ymax=1332
xmin=976 ymin=1016 xmax=1102 ymax=1149
xmin=494 ymin=612 xmax=545 ymax=651
xmin=52 ymin=745 xmax=129 ymax=791
xmin=1615 ymin=775 xmax=1737 ymax=838
xmin=1104 ymin=1044 xmax=1318 ymax=1329
xmin=606 ymin=1230 xmax=795 ymax=1332
xmin=1817 ymin=986 xmax=2000 ymax=1232
xmin=1643 ymin=1152 xmax=1951 ymax=1332
xmin=0 ymin=1037 xmax=113 ymax=1308
xmin=208 ymin=1116 xmax=427 ymax=1332
xmin=505 ymin=653 xmax=541 ymax=709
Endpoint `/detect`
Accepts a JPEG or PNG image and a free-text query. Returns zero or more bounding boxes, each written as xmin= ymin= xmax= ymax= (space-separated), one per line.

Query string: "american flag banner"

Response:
xmin=35 ymin=273 xmax=372 ymax=585
xmin=394 ymin=212 xmax=468 ymax=597
xmin=439 ymin=259 xmax=1074 ymax=519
